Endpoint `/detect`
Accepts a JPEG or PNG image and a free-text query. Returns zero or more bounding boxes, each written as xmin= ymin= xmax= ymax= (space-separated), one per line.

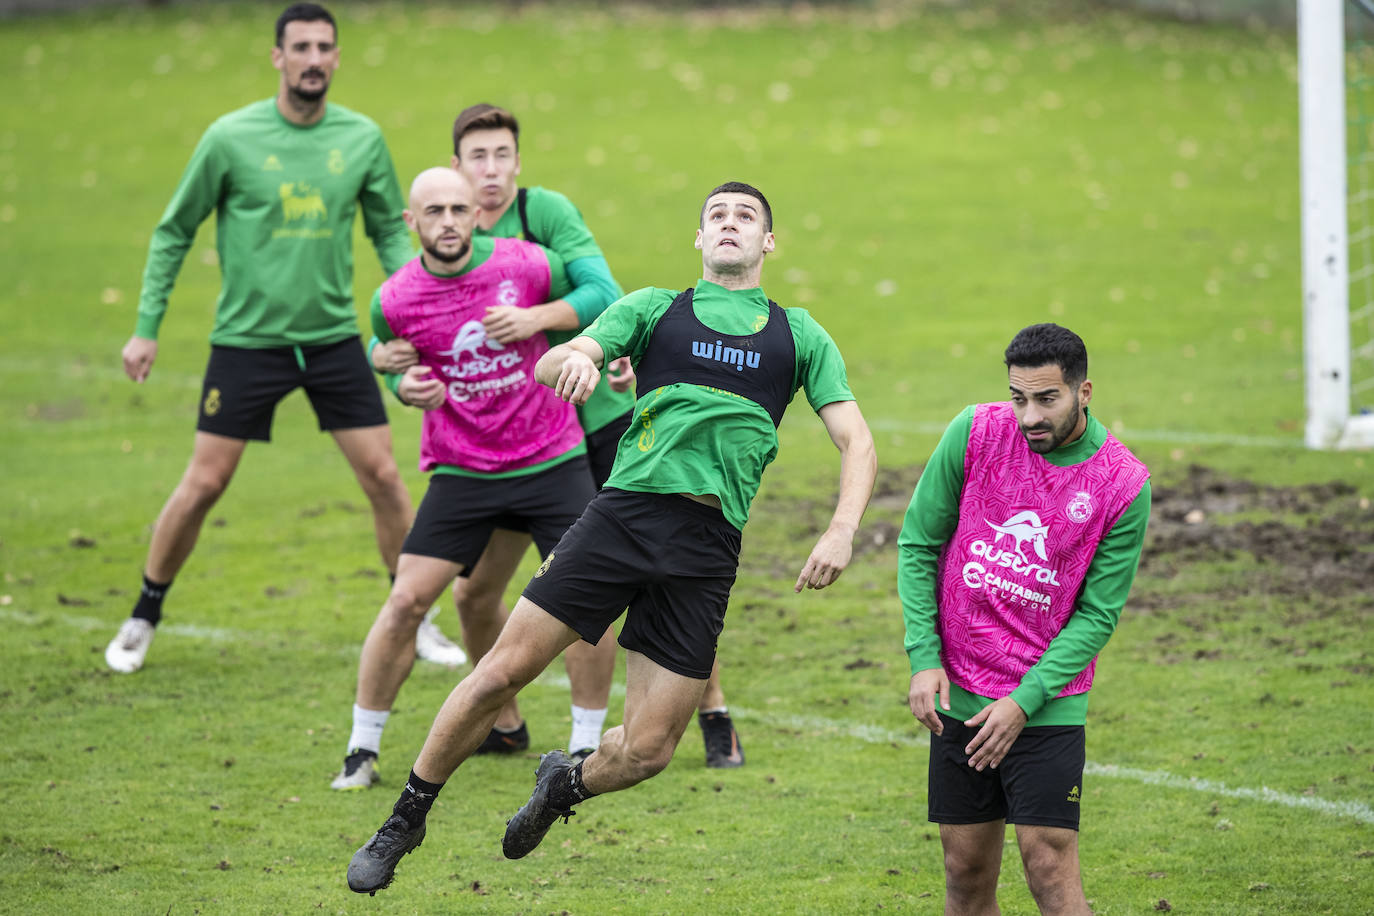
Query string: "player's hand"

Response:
xmin=605 ymin=356 xmax=636 ymax=393
xmin=372 ymin=338 xmax=418 ymax=373
xmin=122 ymin=335 xmax=158 ymax=383
xmin=793 ymin=524 xmax=854 ymax=592
xmin=554 ymin=351 xmax=600 ymax=405
xmin=398 ymin=365 xmax=446 ymax=410
xmin=908 ymin=668 xmax=951 ymax=735
xmin=482 ymin=306 xmax=541 ymax=344
xmin=963 ymin=697 xmax=1027 ymax=772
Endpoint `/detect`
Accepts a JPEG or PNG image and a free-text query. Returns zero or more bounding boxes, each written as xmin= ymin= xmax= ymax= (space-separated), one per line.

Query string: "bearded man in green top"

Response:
xmin=103 ymin=4 xmax=466 ymax=673
xmin=347 ymin=181 xmax=877 ymax=895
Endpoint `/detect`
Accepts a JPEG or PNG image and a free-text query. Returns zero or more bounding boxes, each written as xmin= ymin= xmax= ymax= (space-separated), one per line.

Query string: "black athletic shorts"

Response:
xmin=927 ymin=712 xmax=1086 ymax=830
xmin=482 ymin=410 xmax=631 ymax=542
xmin=196 ymin=337 xmax=387 ymax=441
xmin=585 ymin=409 xmax=633 ymax=490
xmin=521 ymin=488 xmax=741 ymax=679
xmin=401 ymin=456 xmax=595 ymax=576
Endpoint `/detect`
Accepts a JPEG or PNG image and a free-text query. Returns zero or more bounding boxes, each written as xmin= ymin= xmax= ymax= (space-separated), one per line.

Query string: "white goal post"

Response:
xmin=1300 ymin=0 xmax=1374 ymax=448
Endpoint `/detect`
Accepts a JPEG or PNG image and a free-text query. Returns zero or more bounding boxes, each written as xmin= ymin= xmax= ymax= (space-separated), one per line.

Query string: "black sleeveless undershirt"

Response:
xmin=634 ymin=287 xmax=797 ymax=428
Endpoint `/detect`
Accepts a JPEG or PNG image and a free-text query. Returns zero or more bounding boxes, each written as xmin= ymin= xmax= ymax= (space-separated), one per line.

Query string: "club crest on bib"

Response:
xmin=1065 ymin=490 xmax=1094 ymax=523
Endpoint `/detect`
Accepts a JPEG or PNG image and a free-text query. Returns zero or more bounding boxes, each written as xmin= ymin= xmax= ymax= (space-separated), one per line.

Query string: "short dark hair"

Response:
xmin=700 ymin=181 xmax=772 ymax=232
xmin=452 ymin=104 xmax=521 ymax=157
xmin=276 ymin=3 xmax=336 ymax=47
xmin=1003 ymin=323 xmax=1088 ymax=386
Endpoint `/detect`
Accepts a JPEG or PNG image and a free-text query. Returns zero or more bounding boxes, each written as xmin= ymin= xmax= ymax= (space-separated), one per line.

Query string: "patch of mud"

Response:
xmin=1139 ymin=465 xmax=1374 ymax=606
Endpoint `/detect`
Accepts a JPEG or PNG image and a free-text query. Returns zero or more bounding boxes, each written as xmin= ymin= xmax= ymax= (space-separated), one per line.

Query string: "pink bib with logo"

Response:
xmin=936 ymin=402 xmax=1149 ymax=698
xmin=380 ymin=238 xmax=582 ymax=473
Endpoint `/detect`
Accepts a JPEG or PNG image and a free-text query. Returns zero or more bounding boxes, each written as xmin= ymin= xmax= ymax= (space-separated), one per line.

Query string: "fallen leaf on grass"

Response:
xmin=1249 ymin=882 xmax=1271 ymax=891
xmin=57 ymin=593 xmax=89 ymax=606
xmin=1154 ymin=900 xmax=1172 ymax=912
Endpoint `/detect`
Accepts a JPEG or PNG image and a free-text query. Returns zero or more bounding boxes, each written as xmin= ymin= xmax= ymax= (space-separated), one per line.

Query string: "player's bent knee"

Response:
xmin=616 ymin=738 xmax=675 ymax=781
xmin=465 ymin=654 xmax=530 ymax=706
xmin=381 ymin=587 xmax=434 ymax=628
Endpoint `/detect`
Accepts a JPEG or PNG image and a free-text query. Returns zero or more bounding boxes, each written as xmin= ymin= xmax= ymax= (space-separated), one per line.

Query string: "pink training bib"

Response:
xmin=935 ymin=402 xmax=1148 ymax=698
xmin=380 ymin=238 xmax=582 ymax=473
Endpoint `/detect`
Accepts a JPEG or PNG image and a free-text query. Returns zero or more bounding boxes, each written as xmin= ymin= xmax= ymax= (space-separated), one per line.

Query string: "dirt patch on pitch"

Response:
xmin=1137 ymin=464 xmax=1374 ymax=608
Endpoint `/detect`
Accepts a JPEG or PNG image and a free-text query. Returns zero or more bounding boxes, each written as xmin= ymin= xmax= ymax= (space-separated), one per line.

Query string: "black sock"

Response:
xmin=131 ymin=574 xmax=172 ymax=626
xmin=393 ymin=769 xmax=444 ymax=828
xmin=548 ymin=762 xmax=597 ymax=810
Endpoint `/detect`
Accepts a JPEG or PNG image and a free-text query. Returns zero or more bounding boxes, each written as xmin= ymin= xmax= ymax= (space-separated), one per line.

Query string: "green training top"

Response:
xmin=897 ymin=406 xmax=1151 ymax=726
xmin=369 ymin=235 xmax=579 ymax=480
xmin=583 ymin=280 xmax=855 ymax=530
xmin=135 ymin=98 xmax=413 ymax=348
xmin=480 ymin=185 xmax=634 ymax=433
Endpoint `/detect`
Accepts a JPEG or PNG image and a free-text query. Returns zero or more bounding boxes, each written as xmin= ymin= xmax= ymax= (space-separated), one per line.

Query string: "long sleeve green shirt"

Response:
xmin=897 ymin=406 xmax=1150 ymax=726
xmin=135 ymin=98 xmax=412 ymax=348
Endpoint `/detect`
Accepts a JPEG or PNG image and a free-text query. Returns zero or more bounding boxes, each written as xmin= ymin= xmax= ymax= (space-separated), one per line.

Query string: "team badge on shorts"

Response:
xmin=203 ymin=387 xmax=222 ymax=417
xmin=1065 ymin=490 xmax=1093 ymax=523
xmin=535 ymin=550 xmax=555 ymax=578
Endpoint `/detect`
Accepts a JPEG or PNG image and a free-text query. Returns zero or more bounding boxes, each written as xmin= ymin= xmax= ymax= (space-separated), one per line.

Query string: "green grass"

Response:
xmin=2 ymin=2 xmax=1372 ymax=913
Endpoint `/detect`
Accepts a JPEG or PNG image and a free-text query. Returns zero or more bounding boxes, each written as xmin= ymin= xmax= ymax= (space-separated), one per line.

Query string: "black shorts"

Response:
xmin=401 ymin=457 xmax=595 ymax=575
xmin=521 ymin=488 xmax=741 ymax=679
xmin=585 ymin=409 xmax=633 ymax=490
xmin=196 ymin=338 xmax=387 ymax=441
xmin=927 ymin=712 xmax=1085 ymax=830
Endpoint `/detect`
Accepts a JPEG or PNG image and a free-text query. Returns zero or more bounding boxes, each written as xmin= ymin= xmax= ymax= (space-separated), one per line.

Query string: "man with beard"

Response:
xmin=899 ymin=323 xmax=1150 ymax=914
xmin=334 ymin=166 xmax=596 ymax=793
xmin=105 ymin=3 xmax=464 ymax=673
xmin=346 ymin=181 xmax=877 ymax=894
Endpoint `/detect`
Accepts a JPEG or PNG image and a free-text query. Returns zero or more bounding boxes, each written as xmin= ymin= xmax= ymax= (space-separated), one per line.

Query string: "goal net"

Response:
xmin=1300 ymin=0 xmax=1374 ymax=448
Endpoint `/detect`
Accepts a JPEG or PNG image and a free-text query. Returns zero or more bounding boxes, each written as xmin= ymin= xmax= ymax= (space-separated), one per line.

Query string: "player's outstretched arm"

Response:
xmin=122 ymin=336 xmax=158 ymax=383
xmin=535 ymin=337 xmax=605 ymax=406
xmin=482 ymin=301 xmax=578 ymax=345
xmin=794 ymin=400 xmax=877 ymax=592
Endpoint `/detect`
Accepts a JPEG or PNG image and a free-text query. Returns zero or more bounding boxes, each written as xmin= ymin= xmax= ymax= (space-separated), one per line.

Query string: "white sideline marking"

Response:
xmin=1083 ymin=763 xmax=1374 ymax=824
xmin=864 ymin=418 xmax=1303 ymax=450
xmin=12 ymin=608 xmax=1370 ymax=824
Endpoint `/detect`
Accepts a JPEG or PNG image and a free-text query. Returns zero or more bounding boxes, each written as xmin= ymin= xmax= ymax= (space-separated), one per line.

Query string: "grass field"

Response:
xmin=2 ymin=2 xmax=1372 ymax=913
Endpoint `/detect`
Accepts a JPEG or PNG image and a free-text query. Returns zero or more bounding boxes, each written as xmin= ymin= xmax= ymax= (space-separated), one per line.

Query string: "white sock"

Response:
xmin=700 ymin=706 xmax=728 ymax=717
xmin=569 ymin=704 xmax=608 ymax=751
xmin=348 ymin=704 xmax=390 ymax=755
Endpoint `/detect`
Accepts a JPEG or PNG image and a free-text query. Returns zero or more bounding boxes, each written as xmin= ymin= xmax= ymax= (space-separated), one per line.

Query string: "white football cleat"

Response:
xmin=414 ymin=606 xmax=466 ymax=667
xmin=332 ymin=749 xmax=381 ymax=791
xmin=105 ymin=618 xmax=155 ymax=673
